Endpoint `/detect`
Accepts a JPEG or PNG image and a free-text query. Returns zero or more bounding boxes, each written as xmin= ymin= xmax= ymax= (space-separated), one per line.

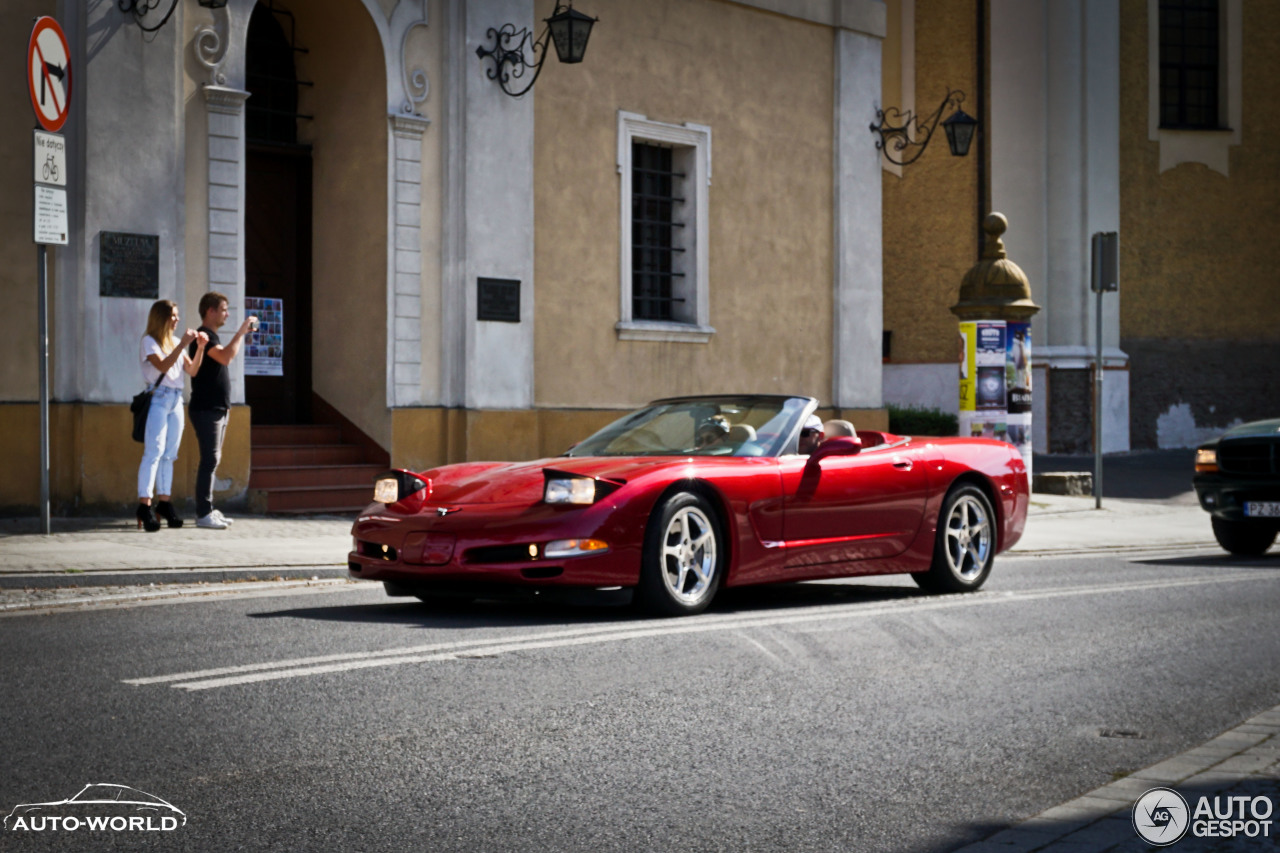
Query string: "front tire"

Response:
xmin=636 ymin=491 xmax=724 ymax=616
xmin=914 ymin=483 xmax=996 ymax=593
xmin=1211 ymin=517 xmax=1276 ymax=556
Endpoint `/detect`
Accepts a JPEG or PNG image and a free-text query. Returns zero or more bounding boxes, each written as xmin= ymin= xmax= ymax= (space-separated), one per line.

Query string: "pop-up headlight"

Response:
xmin=544 ymin=477 xmax=596 ymax=505
xmin=373 ymin=469 xmax=430 ymax=505
xmin=541 ymin=468 xmax=623 ymax=506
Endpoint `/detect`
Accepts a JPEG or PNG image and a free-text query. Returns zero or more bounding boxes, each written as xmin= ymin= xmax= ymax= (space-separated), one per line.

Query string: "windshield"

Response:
xmin=566 ymin=396 xmax=812 ymax=458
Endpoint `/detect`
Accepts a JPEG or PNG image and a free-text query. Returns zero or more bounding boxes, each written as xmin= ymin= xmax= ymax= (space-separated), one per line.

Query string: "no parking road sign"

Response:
xmin=28 ymin=17 xmax=72 ymax=133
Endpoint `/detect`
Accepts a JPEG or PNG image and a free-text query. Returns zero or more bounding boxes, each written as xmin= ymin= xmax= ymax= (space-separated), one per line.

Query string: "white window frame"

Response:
xmin=616 ymin=110 xmax=714 ymax=343
xmin=1148 ymin=0 xmax=1241 ymax=176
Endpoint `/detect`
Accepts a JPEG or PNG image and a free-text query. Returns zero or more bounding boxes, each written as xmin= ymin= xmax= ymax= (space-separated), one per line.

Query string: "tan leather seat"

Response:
xmin=823 ymin=419 xmax=856 ymax=438
xmin=728 ymin=423 xmax=757 ymax=443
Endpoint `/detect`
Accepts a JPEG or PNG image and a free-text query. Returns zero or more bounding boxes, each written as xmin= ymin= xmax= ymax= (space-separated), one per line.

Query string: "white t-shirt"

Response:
xmin=140 ymin=335 xmax=187 ymax=390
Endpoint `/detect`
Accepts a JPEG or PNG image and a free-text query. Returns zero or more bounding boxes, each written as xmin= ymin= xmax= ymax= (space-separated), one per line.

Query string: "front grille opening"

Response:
xmin=359 ymin=541 xmax=398 ymax=561
xmin=1219 ymin=440 xmax=1279 ymax=476
xmin=465 ymin=545 xmax=537 ymax=564
xmin=521 ymin=566 xmax=564 ymax=580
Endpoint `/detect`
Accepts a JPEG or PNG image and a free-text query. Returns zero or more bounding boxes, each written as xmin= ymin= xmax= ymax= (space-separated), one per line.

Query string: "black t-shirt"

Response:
xmin=189 ymin=326 xmax=230 ymax=411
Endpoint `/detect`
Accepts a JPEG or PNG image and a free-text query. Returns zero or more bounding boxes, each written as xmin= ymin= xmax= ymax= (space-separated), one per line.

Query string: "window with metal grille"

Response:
xmin=1159 ymin=0 xmax=1220 ymax=129
xmin=631 ymin=142 xmax=686 ymax=322
xmin=246 ymin=1 xmax=314 ymax=145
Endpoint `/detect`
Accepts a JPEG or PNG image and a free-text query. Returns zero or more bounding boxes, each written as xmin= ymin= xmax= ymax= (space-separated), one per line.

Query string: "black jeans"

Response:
xmin=189 ymin=407 xmax=228 ymax=518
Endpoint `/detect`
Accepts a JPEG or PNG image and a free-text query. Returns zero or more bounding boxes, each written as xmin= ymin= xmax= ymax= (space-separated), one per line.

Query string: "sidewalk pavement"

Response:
xmin=2 ymin=452 xmax=1274 ymax=852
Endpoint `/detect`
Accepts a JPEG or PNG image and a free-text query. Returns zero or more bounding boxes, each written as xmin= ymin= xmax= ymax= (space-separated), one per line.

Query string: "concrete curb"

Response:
xmin=955 ymin=706 xmax=1280 ymax=852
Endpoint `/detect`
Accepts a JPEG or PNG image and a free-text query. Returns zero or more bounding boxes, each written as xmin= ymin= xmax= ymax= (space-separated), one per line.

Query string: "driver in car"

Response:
xmin=797 ymin=415 xmax=825 ymax=455
xmin=694 ymin=414 xmax=732 ymax=450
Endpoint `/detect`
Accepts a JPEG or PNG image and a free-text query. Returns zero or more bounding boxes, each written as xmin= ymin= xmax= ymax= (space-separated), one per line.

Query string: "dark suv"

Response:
xmin=1193 ymin=419 xmax=1280 ymax=555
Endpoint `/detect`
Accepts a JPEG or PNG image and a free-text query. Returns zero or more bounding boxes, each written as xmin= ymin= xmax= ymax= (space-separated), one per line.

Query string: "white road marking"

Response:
xmin=125 ymin=572 xmax=1275 ymax=691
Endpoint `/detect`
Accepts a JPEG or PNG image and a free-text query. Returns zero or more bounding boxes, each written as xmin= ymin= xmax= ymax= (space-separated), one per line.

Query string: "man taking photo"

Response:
xmin=189 ymin=291 xmax=256 ymax=530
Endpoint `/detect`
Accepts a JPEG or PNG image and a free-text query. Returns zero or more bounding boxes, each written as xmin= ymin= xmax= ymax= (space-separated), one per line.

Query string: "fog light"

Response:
xmin=543 ymin=538 xmax=609 ymax=558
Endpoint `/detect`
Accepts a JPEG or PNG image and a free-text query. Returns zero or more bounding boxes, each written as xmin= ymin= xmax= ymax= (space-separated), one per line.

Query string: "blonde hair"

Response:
xmin=144 ymin=300 xmax=178 ymax=354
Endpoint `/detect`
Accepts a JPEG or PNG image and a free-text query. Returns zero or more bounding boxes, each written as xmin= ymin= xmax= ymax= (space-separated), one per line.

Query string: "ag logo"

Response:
xmin=1133 ymin=787 xmax=1190 ymax=846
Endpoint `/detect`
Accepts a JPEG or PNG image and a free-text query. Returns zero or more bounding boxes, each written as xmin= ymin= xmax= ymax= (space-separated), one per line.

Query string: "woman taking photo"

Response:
xmin=136 ymin=300 xmax=207 ymax=531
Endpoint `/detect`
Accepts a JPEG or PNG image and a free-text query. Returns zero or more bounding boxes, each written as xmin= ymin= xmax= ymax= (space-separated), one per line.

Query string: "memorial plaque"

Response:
xmin=99 ymin=231 xmax=159 ymax=298
xmin=477 ymin=277 xmax=520 ymax=322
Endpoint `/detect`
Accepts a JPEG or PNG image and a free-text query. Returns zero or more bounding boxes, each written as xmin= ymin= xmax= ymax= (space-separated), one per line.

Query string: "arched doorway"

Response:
xmin=244 ymin=0 xmax=312 ymax=424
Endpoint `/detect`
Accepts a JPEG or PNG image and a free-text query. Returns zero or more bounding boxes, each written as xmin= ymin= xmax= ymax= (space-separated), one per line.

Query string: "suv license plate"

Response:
xmin=1244 ymin=502 xmax=1280 ymax=518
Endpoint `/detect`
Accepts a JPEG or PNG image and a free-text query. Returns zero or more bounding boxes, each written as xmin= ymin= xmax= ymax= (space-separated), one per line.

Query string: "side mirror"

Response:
xmin=810 ymin=435 xmax=861 ymax=461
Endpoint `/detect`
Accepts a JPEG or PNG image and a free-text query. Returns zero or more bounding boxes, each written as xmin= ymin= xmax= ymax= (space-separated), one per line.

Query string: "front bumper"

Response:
xmin=1192 ymin=474 xmax=1280 ymax=525
xmin=346 ymin=502 xmax=643 ymax=591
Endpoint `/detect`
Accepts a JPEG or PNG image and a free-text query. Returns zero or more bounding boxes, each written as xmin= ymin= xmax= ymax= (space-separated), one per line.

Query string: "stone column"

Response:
xmin=203 ymin=85 xmax=251 ymax=404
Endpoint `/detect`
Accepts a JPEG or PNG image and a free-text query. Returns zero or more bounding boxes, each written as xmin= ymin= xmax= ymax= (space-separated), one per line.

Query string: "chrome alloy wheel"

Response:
xmin=660 ymin=505 xmax=718 ymax=604
xmin=943 ymin=493 xmax=992 ymax=580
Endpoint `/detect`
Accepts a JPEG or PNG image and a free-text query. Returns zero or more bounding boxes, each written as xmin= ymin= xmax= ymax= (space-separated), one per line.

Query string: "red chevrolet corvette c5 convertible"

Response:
xmin=348 ymin=394 xmax=1029 ymax=616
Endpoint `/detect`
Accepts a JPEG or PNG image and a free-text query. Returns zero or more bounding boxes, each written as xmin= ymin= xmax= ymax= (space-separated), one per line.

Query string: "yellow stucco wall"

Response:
xmin=881 ymin=0 xmax=980 ymax=365
xmin=297 ymin=0 xmax=390 ymax=446
xmin=0 ymin=404 xmax=249 ymax=514
xmin=1118 ymin=0 xmax=1280 ymax=341
xmin=531 ymin=0 xmax=836 ymax=409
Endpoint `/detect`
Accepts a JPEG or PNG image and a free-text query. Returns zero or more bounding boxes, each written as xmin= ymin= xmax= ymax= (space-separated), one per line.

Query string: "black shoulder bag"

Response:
xmin=130 ymin=376 xmax=163 ymax=443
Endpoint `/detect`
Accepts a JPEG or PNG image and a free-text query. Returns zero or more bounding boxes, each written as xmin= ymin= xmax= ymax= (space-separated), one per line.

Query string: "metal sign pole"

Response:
xmin=1094 ymin=283 xmax=1104 ymax=510
xmin=1090 ymin=231 xmax=1119 ymax=511
xmin=38 ymin=244 xmax=50 ymax=534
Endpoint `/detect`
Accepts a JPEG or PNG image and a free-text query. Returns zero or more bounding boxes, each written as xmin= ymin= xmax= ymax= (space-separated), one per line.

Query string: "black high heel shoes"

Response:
xmin=136 ymin=502 xmax=161 ymax=532
xmin=154 ymin=500 xmax=184 ymax=529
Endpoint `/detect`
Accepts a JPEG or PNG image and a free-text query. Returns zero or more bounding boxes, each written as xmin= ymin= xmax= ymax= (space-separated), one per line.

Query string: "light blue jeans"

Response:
xmin=137 ymin=386 xmax=184 ymax=499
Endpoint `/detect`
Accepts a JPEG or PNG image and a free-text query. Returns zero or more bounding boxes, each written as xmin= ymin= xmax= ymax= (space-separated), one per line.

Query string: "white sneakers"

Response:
xmin=196 ymin=509 xmax=234 ymax=530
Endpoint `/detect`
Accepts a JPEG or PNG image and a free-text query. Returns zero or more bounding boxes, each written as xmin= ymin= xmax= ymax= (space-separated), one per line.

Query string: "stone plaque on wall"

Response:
xmin=99 ymin=231 xmax=159 ymax=299
xmin=477 ymin=277 xmax=520 ymax=322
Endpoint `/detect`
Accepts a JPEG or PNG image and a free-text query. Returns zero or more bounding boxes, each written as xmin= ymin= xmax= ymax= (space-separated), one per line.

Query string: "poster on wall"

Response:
xmin=1006 ymin=321 xmax=1033 ymax=474
xmin=244 ymin=296 xmax=283 ymax=377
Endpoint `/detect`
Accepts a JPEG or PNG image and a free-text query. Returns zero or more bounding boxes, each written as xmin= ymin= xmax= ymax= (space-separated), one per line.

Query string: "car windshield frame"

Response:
xmin=565 ymin=395 xmax=817 ymax=458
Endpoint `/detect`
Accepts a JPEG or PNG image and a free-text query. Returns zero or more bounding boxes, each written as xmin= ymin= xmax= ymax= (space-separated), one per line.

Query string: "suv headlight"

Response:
xmin=1195 ymin=448 xmax=1218 ymax=473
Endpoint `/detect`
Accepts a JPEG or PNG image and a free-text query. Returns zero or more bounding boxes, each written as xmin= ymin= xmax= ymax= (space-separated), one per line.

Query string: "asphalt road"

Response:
xmin=3 ymin=547 xmax=1279 ymax=852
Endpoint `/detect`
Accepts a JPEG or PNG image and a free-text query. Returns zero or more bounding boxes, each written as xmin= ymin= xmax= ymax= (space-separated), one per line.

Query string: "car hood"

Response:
xmin=423 ymin=456 xmax=727 ymax=506
xmin=1218 ymin=418 xmax=1280 ymax=441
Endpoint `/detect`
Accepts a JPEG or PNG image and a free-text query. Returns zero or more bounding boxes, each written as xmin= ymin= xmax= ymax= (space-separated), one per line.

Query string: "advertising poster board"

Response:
xmin=244 ymin=297 xmax=283 ymax=377
xmin=960 ymin=320 xmax=1008 ymax=441
xmin=1006 ymin=321 xmax=1033 ymax=475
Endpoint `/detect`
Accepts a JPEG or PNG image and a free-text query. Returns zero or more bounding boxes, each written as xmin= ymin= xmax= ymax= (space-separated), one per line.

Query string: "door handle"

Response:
xmin=892 ymin=458 xmax=913 ymax=471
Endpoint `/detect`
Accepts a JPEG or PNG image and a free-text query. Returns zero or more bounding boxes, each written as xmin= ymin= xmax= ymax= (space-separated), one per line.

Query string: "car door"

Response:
xmin=779 ymin=442 xmax=928 ymax=566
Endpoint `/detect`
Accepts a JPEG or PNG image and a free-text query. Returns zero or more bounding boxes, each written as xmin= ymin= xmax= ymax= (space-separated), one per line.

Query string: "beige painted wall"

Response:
xmin=0 ymin=1 xmax=57 ymax=403
xmin=531 ymin=0 xmax=836 ymax=409
xmin=297 ymin=0 xmax=389 ymax=445
xmin=881 ymin=0 xmax=980 ymax=365
xmin=1118 ymin=0 xmax=1280 ymax=342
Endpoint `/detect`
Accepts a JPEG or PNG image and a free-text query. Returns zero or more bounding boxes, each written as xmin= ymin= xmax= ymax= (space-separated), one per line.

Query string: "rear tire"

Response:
xmin=635 ymin=491 xmax=724 ymax=616
xmin=1211 ymin=517 xmax=1276 ymax=556
xmin=914 ymin=483 xmax=996 ymax=593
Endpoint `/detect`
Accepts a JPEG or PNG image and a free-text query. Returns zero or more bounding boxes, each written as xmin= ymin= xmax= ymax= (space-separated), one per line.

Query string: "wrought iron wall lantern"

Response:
xmin=475 ymin=3 xmax=597 ymax=98
xmin=870 ymin=89 xmax=978 ymax=167
xmin=120 ymin=0 xmax=225 ymax=33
